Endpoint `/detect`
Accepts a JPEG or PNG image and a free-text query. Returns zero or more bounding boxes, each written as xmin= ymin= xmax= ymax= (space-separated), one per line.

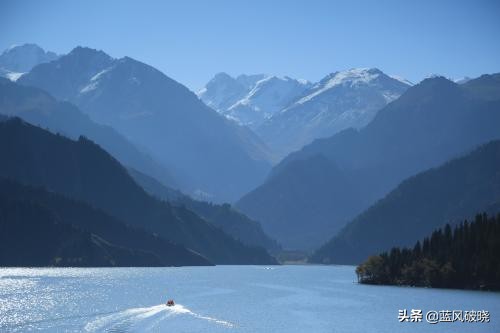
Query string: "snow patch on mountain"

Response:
xmin=256 ymin=68 xmax=411 ymax=157
xmin=0 ymin=43 xmax=59 ymax=73
xmin=199 ymin=73 xmax=310 ymax=129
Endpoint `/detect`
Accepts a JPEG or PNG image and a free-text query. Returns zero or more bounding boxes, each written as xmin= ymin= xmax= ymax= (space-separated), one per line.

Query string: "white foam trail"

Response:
xmin=174 ymin=305 xmax=234 ymax=327
xmin=84 ymin=303 xmax=234 ymax=332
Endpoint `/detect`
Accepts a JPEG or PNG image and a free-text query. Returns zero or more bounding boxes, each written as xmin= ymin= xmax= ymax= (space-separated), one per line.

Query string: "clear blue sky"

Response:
xmin=1 ymin=0 xmax=499 ymax=90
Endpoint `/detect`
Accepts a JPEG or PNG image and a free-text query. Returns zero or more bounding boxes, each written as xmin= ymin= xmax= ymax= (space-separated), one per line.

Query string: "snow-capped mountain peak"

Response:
xmin=200 ymin=73 xmax=311 ymax=128
xmin=296 ymin=68 xmax=387 ymax=105
xmin=0 ymin=43 xmax=59 ymax=73
xmin=0 ymin=43 xmax=59 ymax=81
xmin=199 ymin=68 xmax=412 ymax=158
xmin=256 ymin=68 xmax=412 ymax=157
xmin=454 ymin=76 xmax=472 ymax=84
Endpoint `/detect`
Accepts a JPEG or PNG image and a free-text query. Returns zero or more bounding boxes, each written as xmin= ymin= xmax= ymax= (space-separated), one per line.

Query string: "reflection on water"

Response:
xmin=0 ymin=266 xmax=498 ymax=332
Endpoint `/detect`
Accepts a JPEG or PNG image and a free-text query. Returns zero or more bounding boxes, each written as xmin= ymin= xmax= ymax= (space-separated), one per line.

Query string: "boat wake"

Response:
xmin=84 ymin=303 xmax=234 ymax=332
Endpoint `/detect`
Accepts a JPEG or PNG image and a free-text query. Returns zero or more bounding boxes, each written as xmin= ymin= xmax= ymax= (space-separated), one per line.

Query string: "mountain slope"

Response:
xmin=256 ymin=68 xmax=410 ymax=157
xmin=0 ymin=77 xmax=176 ymax=188
xmin=199 ymin=73 xmax=311 ymax=129
xmin=0 ymin=43 xmax=58 ymax=77
xmin=0 ymin=118 xmax=276 ymax=264
xmin=237 ymin=75 xmax=500 ymax=250
xmin=0 ymin=199 xmax=164 ymax=267
xmin=310 ymin=140 xmax=500 ymax=264
xmin=0 ymin=178 xmax=211 ymax=266
xmin=128 ymin=168 xmax=280 ymax=251
xmin=197 ymin=72 xmax=266 ymax=112
xmin=19 ymin=47 xmax=273 ymax=201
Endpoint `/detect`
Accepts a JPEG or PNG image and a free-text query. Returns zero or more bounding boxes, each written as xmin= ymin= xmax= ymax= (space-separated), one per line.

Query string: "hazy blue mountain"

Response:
xmin=454 ymin=76 xmax=472 ymax=84
xmin=19 ymin=47 xmax=273 ymax=201
xmin=0 ymin=118 xmax=277 ymax=264
xmin=0 ymin=44 xmax=58 ymax=80
xmin=0 ymin=178 xmax=211 ymax=267
xmin=237 ymin=75 xmax=500 ymax=250
xmin=129 ymin=168 xmax=280 ymax=251
xmin=462 ymin=73 xmax=500 ymax=101
xmin=199 ymin=73 xmax=311 ymax=129
xmin=197 ymin=72 xmax=265 ymax=112
xmin=310 ymin=140 xmax=500 ymax=264
xmin=0 ymin=78 xmax=176 ymax=188
xmin=0 ymin=199 xmax=163 ymax=267
xmin=0 ymin=67 xmax=24 ymax=82
xmin=256 ymin=68 xmax=411 ymax=157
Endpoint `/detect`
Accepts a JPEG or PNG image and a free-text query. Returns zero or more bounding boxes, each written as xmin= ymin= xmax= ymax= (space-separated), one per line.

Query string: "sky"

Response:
xmin=1 ymin=0 xmax=499 ymax=91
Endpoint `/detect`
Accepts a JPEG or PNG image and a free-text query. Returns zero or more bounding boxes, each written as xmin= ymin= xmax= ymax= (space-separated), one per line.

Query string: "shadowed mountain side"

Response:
xmin=0 ymin=118 xmax=277 ymax=265
xmin=236 ymin=155 xmax=364 ymax=251
xmin=19 ymin=47 xmax=274 ymax=201
xmin=0 ymin=178 xmax=211 ymax=266
xmin=310 ymin=140 xmax=500 ymax=264
xmin=128 ymin=168 xmax=281 ymax=251
xmin=0 ymin=78 xmax=176 ymax=188
xmin=237 ymin=75 xmax=500 ymax=251
xmin=0 ymin=199 xmax=166 ymax=267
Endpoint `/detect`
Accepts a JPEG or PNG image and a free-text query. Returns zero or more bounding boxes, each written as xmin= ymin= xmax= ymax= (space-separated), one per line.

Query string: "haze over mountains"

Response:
xmin=0 ymin=77 xmax=176 ymax=188
xmin=0 ymin=44 xmax=58 ymax=81
xmin=0 ymin=118 xmax=276 ymax=265
xmin=1 ymin=42 xmax=499 ymax=269
xmin=18 ymin=47 xmax=273 ymax=201
xmin=237 ymin=74 xmax=500 ymax=250
xmin=310 ymin=139 xmax=500 ymax=264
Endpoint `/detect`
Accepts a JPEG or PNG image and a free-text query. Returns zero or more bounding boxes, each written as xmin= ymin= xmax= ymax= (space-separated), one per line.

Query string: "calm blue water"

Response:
xmin=0 ymin=265 xmax=498 ymax=332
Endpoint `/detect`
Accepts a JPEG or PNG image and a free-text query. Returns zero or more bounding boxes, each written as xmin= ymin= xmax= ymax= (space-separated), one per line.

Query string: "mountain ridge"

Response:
xmin=19 ymin=46 xmax=273 ymax=201
xmin=310 ymin=139 xmax=500 ymax=264
xmin=237 ymin=74 xmax=500 ymax=251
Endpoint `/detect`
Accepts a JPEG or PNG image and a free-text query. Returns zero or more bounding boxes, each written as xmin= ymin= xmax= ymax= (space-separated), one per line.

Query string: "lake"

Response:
xmin=0 ymin=265 xmax=498 ymax=332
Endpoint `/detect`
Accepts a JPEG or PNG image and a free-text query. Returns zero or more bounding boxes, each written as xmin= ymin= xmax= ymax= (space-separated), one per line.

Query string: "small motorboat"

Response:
xmin=166 ymin=299 xmax=175 ymax=307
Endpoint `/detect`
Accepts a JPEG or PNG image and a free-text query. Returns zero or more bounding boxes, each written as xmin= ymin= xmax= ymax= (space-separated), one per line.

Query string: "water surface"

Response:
xmin=0 ymin=265 xmax=498 ymax=332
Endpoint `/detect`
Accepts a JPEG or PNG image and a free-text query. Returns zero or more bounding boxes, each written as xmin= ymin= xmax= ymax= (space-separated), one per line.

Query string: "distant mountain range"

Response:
xmin=2 ymin=42 xmax=498 ymax=269
xmin=236 ymin=74 xmax=500 ymax=250
xmin=0 ymin=44 xmax=58 ymax=81
xmin=18 ymin=47 xmax=273 ymax=202
xmin=311 ymin=140 xmax=500 ymax=264
xmin=0 ymin=77 xmax=176 ymax=188
xmin=198 ymin=73 xmax=311 ymax=130
xmin=0 ymin=118 xmax=277 ymax=265
xmin=257 ymin=68 xmax=411 ymax=157
xmin=128 ymin=168 xmax=281 ymax=251
xmin=199 ymin=68 xmax=410 ymax=158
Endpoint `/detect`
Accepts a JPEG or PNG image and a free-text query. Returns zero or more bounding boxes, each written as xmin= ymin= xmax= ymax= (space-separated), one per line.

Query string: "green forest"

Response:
xmin=356 ymin=213 xmax=500 ymax=290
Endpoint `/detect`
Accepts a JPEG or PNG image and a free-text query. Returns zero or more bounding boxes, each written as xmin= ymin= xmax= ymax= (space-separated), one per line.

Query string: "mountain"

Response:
xmin=0 ymin=199 xmax=161 ymax=267
xmin=0 ymin=178 xmax=210 ymax=267
xmin=0 ymin=67 xmax=24 ymax=82
xmin=128 ymin=168 xmax=280 ymax=251
xmin=256 ymin=68 xmax=411 ymax=157
xmin=0 ymin=44 xmax=58 ymax=80
xmin=197 ymin=72 xmax=266 ymax=112
xmin=454 ymin=76 xmax=472 ymax=84
xmin=236 ymin=74 xmax=500 ymax=251
xmin=199 ymin=73 xmax=311 ymax=129
xmin=19 ymin=47 xmax=273 ymax=201
xmin=310 ymin=140 xmax=500 ymax=264
xmin=0 ymin=77 xmax=176 ymax=188
xmin=0 ymin=117 xmax=277 ymax=264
